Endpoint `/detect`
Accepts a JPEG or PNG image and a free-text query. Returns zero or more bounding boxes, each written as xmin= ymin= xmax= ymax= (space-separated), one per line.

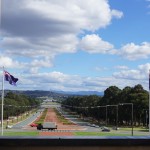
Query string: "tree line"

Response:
xmin=62 ymin=84 xmax=149 ymax=127
xmin=0 ymin=91 xmax=41 ymax=120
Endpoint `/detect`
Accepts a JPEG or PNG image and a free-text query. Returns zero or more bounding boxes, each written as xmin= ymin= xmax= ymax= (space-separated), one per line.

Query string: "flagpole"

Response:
xmin=149 ymin=69 xmax=150 ymax=134
xmin=1 ymin=66 xmax=4 ymax=136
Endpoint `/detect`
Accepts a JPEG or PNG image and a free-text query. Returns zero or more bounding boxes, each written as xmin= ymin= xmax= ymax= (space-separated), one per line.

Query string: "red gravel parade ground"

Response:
xmin=31 ymin=108 xmax=84 ymax=136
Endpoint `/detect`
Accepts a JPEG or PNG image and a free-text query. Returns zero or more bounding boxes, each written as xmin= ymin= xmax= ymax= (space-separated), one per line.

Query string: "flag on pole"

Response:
xmin=4 ymin=70 xmax=18 ymax=86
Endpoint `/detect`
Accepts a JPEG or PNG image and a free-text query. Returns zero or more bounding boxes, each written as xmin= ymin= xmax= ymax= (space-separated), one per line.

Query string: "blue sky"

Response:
xmin=0 ymin=0 xmax=150 ymax=92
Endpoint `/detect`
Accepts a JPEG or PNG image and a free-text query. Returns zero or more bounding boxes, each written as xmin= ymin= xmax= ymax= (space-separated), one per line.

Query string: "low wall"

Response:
xmin=0 ymin=136 xmax=150 ymax=150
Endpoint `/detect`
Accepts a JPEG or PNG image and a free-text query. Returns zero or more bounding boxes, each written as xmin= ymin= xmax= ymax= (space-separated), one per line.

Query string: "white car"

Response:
xmin=6 ymin=125 xmax=13 ymax=129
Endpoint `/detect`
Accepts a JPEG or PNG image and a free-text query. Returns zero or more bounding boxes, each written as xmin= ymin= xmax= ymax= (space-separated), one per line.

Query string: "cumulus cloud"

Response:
xmin=22 ymin=0 xmax=122 ymax=31
xmin=111 ymin=9 xmax=123 ymax=19
xmin=16 ymin=70 xmax=148 ymax=92
xmin=119 ymin=42 xmax=150 ymax=60
xmin=80 ymin=34 xmax=115 ymax=54
xmin=0 ymin=56 xmax=24 ymax=69
xmin=1 ymin=67 xmax=149 ymax=92
xmin=113 ymin=69 xmax=141 ymax=80
xmin=113 ymin=63 xmax=150 ymax=80
xmin=1 ymin=0 xmax=123 ymax=64
xmin=79 ymin=36 xmax=150 ymax=60
xmin=4 ymin=0 xmax=148 ymax=92
xmin=15 ymin=71 xmax=113 ymax=91
xmin=138 ymin=63 xmax=150 ymax=74
xmin=0 ymin=0 xmax=125 ymax=93
xmin=1 ymin=35 xmax=78 ymax=58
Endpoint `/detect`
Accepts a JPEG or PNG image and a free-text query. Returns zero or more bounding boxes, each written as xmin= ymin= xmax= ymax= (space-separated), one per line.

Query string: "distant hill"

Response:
xmin=1 ymin=90 xmax=68 ymax=99
xmin=1 ymin=90 xmax=103 ymax=100
xmin=53 ymin=90 xmax=104 ymax=96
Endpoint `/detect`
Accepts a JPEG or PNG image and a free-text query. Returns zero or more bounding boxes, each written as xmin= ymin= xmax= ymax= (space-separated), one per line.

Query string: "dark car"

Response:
xmin=101 ymin=126 xmax=110 ymax=132
xmin=37 ymin=123 xmax=43 ymax=130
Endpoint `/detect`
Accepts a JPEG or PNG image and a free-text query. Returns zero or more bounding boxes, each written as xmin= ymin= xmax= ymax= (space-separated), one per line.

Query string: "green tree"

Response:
xmin=101 ymin=86 xmax=122 ymax=105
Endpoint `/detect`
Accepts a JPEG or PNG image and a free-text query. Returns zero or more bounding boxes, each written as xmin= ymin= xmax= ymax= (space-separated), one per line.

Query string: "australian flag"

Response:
xmin=4 ymin=71 xmax=18 ymax=86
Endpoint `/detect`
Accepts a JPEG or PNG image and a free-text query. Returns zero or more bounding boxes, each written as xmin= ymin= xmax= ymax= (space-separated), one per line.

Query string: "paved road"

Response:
xmin=12 ymin=111 xmax=42 ymax=129
xmin=57 ymin=107 xmax=101 ymax=132
xmin=56 ymin=107 xmax=150 ymax=135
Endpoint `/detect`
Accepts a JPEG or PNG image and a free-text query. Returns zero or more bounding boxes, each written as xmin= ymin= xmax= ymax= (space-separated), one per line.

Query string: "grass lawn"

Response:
xmin=2 ymin=131 xmax=130 ymax=136
xmin=74 ymin=132 xmax=131 ymax=136
xmin=3 ymin=131 xmax=39 ymax=136
xmin=119 ymin=127 xmax=149 ymax=132
xmin=1 ymin=130 xmax=148 ymax=136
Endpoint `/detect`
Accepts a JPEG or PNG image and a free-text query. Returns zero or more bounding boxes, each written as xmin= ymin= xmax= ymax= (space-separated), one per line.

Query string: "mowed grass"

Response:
xmin=119 ymin=127 xmax=148 ymax=132
xmin=3 ymin=131 xmax=39 ymax=136
xmin=74 ymin=132 xmax=131 ymax=136
xmin=3 ymin=131 xmax=129 ymax=136
xmin=2 ymin=130 xmax=147 ymax=136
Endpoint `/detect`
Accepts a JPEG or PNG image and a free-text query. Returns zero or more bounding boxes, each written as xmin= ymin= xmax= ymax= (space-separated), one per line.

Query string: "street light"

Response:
xmin=143 ymin=109 xmax=149 ymax=128
xmin=146 ymin=110 xmax=148 ymax=127
xmin=119 ymin=103 xmax=133 ymax=136
xmin=106 ymin=105 xmax=118 ymax=130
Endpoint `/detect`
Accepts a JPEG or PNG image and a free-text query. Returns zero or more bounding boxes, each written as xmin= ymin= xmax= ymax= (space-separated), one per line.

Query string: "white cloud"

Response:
xmin=17 ymin=63 xmax=150 ymax=91
xmin=80 ymin=34 xmax=114 ymax=54
xmin=115 ymin=65 xmax=129 ymax=70
xmin=1 ymin=35 xmax=78 ymax=58
xmin=16 ymin=70 xmax=149 ymax=92
xmin=0 ymin=0 xmax=125 ymax=93
xmin=3 ymin=0 xmax=150 ymax=92
xmin=31 ymin=59 xmax=53 ymax=68
xmin=111 ymin=9 xmax=123 ymax=19
xmin=80 ymin=37 xmax=150 ymax=60
xmin=113 ymin=63 xmax=150 ymax=80
xmin=0 ymin=56 xmax=24 ymax=69
xmin=1 ymin=66 xmax=149 ymax=92
xmin=23 ymin=0 xmax=123 ymax=31
xmin=119 ymin=42 xmax=150 ymax=60
xmin=113 ymin=69 xmax=141 ymax=80
xmin=1 ymin=0 xmax=123 ymax=67
xmin=138 ymin=63 xmax=150 ymax=74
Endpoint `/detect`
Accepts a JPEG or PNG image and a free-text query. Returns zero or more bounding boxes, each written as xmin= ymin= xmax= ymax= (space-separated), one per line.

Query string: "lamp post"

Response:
xmin=143 ymin=109 xmax=148 ymax=128
xmin=119 ymin=103 xmax=133 ymax=136
xmin=146 ymin=110 xmax=148 ymax=127
xmin=106 ymin=105 xmax=118 ymax=129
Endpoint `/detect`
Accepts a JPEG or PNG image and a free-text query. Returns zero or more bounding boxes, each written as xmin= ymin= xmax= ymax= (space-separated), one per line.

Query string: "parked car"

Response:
xmin=6 ymin=125 xmax=13 ymax=129
xmin=101 ymin=126 xmax=110 ymax=132
xmin=37 ymin=123 xmax=43 ymax=130
xmin=90 ymin=124 xmax=100 ymax=128
xmin=112 ymin=126 xmax=119 ymax=130
xmin=30 ymin=123 xmax=38 ymax=127
xmin=87 ymin=123 xmax=99 ymax=128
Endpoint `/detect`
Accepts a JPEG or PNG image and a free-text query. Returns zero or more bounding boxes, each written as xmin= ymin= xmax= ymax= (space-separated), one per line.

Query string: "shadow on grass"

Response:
xmin=138 ymin=129 xmax=149 ymax=132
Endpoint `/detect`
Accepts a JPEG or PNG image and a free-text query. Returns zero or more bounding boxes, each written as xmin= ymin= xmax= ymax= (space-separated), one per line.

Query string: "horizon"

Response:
xmin=0 ymin=0 xmax=150 ymax=92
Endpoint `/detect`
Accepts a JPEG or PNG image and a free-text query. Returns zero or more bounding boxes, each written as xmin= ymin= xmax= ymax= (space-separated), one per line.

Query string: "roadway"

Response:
xmin=12 ymin=110 xmax=43 ymax=129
